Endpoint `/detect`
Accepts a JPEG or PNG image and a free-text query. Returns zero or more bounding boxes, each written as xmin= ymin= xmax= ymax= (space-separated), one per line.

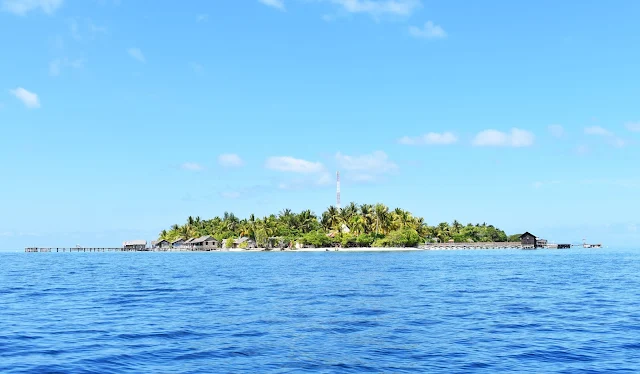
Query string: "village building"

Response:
xmin=171 ymin=238 xmax=185 ymax=248
xmin=152 ymin=239 xmax=171 ymax=250
xmin=191 ymin=235 xmax=219 ymax=251
xmin=519 ymin=232 xmax=537 ymax=248
xmin=183 ymin=238 xmax=195 ymax=250
xmin=123 ymin=240 xmax=147 ymax=251
xmin=233 ymin=237 xmax=257 ymax=249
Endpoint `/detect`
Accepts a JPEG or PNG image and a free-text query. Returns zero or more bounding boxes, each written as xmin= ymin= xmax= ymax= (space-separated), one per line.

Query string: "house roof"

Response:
xmin=152 ymin=239 xmax=169 ymax=246
xmin=234 ymin=237 xmax=250 ymax=244
xmin=123 ymin=240 xmax=146 ymax=246
xmin=171 ymin=238 xmax=184 ymax=244
xmin=184 ymin=238 xmax=195 ymax=244
xmin=519 ymin=232 xmax=537 ymax=239
xmin=192 ymin=235 xmax=216 ymax=244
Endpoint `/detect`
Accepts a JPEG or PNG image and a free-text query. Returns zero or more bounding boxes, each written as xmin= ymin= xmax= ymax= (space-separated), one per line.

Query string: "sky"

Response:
xmin=1 ymin=0 xmax=639 ymax=250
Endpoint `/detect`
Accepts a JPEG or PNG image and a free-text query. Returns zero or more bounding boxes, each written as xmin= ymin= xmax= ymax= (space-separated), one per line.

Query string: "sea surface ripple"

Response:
xmin=1 ymin=248 xmax=640 ymax=373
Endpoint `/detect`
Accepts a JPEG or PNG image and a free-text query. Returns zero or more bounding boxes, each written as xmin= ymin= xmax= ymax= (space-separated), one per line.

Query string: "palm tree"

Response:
xmin=349 ymin=215 xmax=365 ymax=235
xmin=324 ymin=206 xmax=342 ymax=230
xmin=374 ymin=203 xmax=389 ymax=235
xmin=360 ymin=204 xmax=374 ymax=233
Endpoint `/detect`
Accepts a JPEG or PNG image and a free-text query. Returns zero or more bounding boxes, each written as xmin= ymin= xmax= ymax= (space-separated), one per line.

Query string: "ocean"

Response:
xmin=1 ymin=249 xmax=639 ymax=373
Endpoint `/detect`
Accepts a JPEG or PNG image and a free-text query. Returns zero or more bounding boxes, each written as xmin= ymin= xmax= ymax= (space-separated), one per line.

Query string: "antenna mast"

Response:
xmin=336 ymin=171 xmax=341 ymax=210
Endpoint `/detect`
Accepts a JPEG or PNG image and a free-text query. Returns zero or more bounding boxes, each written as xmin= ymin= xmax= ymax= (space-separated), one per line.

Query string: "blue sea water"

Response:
xmin=1 ymin=249 xmax=640 ymax=373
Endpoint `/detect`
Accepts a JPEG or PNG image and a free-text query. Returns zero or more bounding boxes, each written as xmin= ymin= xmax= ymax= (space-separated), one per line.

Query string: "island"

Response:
xmin=156 ymin=202 xmax=513 ymax=250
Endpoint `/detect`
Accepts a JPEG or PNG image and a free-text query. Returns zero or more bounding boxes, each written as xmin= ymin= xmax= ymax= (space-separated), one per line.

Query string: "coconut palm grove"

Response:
xmin=158 ymin=203 xmax=514 ymax=248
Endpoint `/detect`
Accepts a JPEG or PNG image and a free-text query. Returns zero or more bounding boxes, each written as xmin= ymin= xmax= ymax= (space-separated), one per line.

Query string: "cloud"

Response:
xmin=472 ymin=128 xmax=535 ymax=147
xmin=2 ymin=0 xmax=63 ymax=15
xmin=625 ymin=122 xmax=640 ymax=133
xmin=265 ymin=156 xmax=325 ymax=173
xmin=259 ymin=0 xmax=284 ymax=10
xmin=128 ymin=47 xmax=145 ymax=63
xmin=49 ymin=57 xmax=84 ymax=76
xmin=218 ymin=153 xmax=244 ymax=168
xmin=584 ymin=126 xmax=611 ymax=136
xmin=336 ymin=151 xmax=398 ymax=177
xmin=398 ymin=132 xmax=457 ymax=145
xmin=180 ymin=162 xmax=204 ymax=171
xmin=196 ymin=13 xmax=208 ymax=22
xmin=10 ymin=87 xmax=40 ymax=109
xmin=69 ymin=18 xmax=107 ymax=41
xmin=409 ymin=21 xmax=446 ymax=39
xmin=330 ymin=0 xmax=421 ymax=16
xmin=584 ymin=126 xmax=626 ymax=148
xmin=548 ymin=124 xmax=564 ymax=138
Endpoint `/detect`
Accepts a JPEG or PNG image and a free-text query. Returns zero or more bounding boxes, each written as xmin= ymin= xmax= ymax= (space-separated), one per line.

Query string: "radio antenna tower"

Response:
xmin=336 ymin=171 xmax=341 ymax=210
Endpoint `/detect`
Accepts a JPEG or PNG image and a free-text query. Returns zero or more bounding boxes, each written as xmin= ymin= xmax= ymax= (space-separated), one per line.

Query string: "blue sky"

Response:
xmin=1 ymin=0 xmax=639 ymax=249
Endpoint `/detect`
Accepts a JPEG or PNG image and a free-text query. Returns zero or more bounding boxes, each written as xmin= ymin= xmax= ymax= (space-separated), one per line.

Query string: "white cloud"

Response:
xmin=265 ymin=156 xmax=325 ymax=173
xmin=472 ymin=128 xmax=535 ymax=147
xmin=548 ymin=124 xmax=564 ymax=138
xmin=330 ymin=0 xmax=421 ymax=16
xmin=180 ymin=162 xmax=204 ymax=171
xmin=409 ymin=21 xmax=446 ymax=39
xmin=335 ymin=151 xmax=398 ymax=174
xmin=398 ymin=132 xmax=457 ymax=145
xmin=625 ymin=122 xmax=640 ymax=132
xmin=259 ymin=0 xmax=284 ymax=10
xmin=128 ymin=47 xmax=145 ymax=63
xmin=9 ymin=87 xmax=40 ymax=109
xmin=584 ymin=126 xmax=626 ymax=148
xmin=218 ymin=153 xmax=244 ymax=168
xmin=49 ymin=57 xmax=84 ymax=76
xmin=2 ymin=0 xmax=63 ymax=15
xmin=584 ymin=126 xmax=611 ymax=136
xmin=196 ymin=13 xmax=208 ymax=22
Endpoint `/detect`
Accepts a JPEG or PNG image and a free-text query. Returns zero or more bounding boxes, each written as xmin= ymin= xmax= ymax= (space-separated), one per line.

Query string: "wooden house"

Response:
xmin=152 ymin=239 xmax=171 ymax=250
xmin=519 ymin=232 xmax=537 ymax=248
xmin=191 ymin=235 xmax=219 ymax=251
xmin=123 ymin=240 xmax=147 ymax=251
xmin=171 ymin=238 xmax=185 ymax=248
xmin=233 ymin=237 xmax=257 ymax=249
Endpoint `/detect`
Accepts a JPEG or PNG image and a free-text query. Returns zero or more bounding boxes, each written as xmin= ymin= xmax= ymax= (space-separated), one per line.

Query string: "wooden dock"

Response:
xmin=420 ymin=242 xmax=524 ymax=250
xmin=24 ymin=247 xmax=149 ymax=253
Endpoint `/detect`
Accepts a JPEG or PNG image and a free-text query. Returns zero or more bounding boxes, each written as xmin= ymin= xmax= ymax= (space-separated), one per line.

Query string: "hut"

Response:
xmin=183 ymin=238 xmax=195 ymax=250
xmin=123 ymin=240 xmax=147 ymax=251
xmin=171 ymin=238 xmax=185 ymax=249
xmin=233 ymin=237 xmax=257 ymax=249
xmin=152 ymin=239 xmax=171 ymax=250
xmin=191 ymin=235 xmax=219 ymax=251
xmin=519 ymin=232 xmax=537 ymax=248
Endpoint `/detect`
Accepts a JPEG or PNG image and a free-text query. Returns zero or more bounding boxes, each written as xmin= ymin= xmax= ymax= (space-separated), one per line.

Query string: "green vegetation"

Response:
xmin=158 ymin=202 xmax=510 ymax=248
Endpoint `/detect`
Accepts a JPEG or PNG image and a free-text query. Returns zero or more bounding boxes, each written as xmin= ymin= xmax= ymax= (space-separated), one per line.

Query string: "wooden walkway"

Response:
xmin=420 ymin=242 xmax=526 ymax=250
xmin=25 ymin=247 xmax=147 ymax=253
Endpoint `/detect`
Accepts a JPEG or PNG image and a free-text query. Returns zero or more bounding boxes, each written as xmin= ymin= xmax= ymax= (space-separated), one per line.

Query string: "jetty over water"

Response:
xmin=24 ymin=247 xmax=148 ymax=253
xmin=420 ymin=242 xmax=525 ymax=250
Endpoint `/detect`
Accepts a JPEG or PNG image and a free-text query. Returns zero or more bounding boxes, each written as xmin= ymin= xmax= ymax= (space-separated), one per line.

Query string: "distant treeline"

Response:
xmin=159 ymin=202 xmax=511 ymax=248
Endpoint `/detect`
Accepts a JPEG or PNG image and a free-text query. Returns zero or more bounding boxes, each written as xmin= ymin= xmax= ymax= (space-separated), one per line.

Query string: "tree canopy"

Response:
xmin=159 ymin=203 xmax=510 ymax=248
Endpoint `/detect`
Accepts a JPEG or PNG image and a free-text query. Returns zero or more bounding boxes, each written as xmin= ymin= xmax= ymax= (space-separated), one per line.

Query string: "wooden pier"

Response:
xmin=24 ymin=247 xmax=148 ymax=253
xmin=420 ymin=242 xmax=524 ymax=250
